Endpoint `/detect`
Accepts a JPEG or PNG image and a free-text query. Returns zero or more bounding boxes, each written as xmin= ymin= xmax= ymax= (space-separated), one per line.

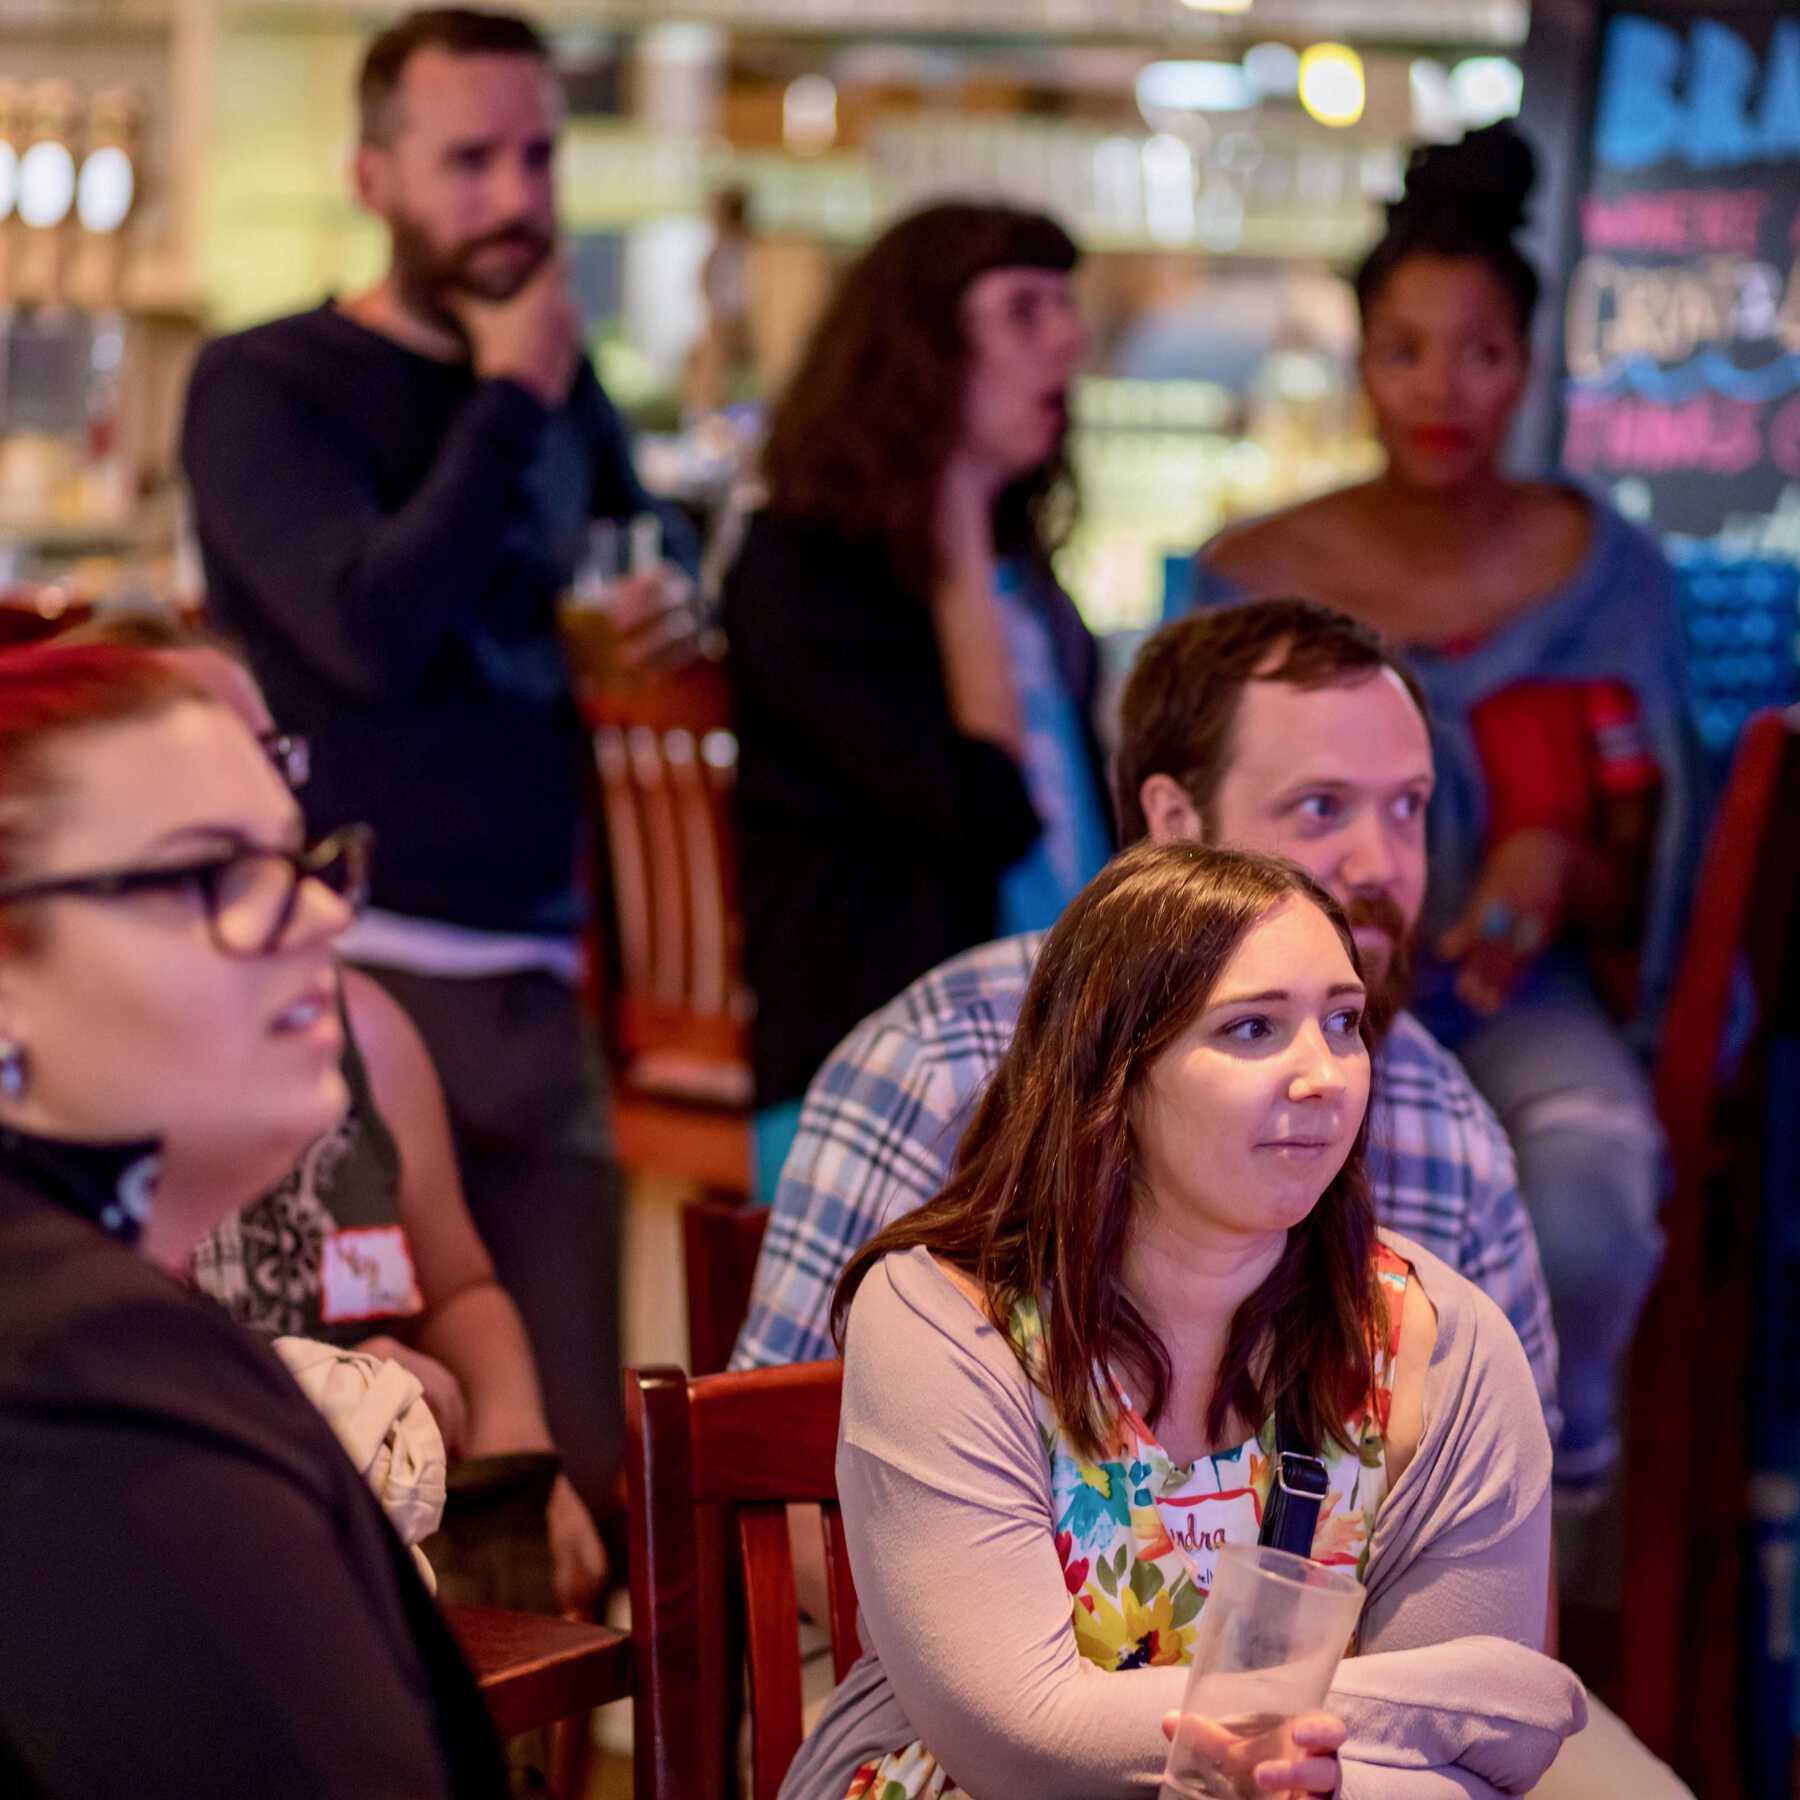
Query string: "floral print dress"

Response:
xmin=843 ymin=1246 xmax=1411 ymax=1800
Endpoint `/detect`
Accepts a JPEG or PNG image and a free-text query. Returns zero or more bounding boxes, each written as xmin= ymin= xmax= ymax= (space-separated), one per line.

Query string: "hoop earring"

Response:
xmin=0 ymin=1038 xmax=29 ymax=1101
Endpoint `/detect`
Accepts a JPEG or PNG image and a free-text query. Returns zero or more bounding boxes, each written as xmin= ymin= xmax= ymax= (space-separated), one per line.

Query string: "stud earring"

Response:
xmin=0 ymin=1038 xmax=29 ymax=1101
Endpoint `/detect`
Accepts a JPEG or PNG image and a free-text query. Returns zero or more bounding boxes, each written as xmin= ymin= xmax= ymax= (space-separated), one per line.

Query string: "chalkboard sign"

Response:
xmin=1561 ymin=9 xmax=1800 ymax=758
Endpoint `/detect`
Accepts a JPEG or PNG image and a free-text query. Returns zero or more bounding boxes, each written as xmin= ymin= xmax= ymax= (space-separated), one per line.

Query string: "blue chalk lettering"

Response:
xmin=1758 ymin=21 xmax=1800 ymax=159
xmin=1596 ymin=15 xmax=1684 ymax=170
xmin=1689 ymin=21 xmax=1761 ymax=168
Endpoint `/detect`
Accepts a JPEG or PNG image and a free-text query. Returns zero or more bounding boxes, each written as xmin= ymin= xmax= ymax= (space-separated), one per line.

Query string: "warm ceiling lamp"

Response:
xmin=1298 ymin=43 xmax=1365 ymax=128
xmin=1177 ymin=0 xmax=1255 ymax=13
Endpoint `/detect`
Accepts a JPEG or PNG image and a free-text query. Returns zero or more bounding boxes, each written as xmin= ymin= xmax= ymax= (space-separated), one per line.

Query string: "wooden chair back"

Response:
xmin=625 ymin=1361 xmax=856 ymax=1800
xmin=584 ymin=658 xmax=763 ymax=1365
xmin=0 ymin=596 xmax=94 ymax=649
xmin=1621 ymin=706 xmax=1800 ymax=1782
xmin=682 ymin=1198 xmax=771 ymax=1375
xmin=584 ymin=657 xmax=754 ymax=1208
xmin=584 ymin=656 xmax=751 ymax=1098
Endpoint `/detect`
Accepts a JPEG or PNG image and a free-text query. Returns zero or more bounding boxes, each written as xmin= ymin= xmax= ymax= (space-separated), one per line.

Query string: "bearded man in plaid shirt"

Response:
xmin=732 ymin=598 xmax=1560 ymax=1445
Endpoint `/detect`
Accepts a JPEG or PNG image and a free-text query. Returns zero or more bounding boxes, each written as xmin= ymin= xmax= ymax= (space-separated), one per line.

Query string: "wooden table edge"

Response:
xmin=443 ymin=1602 xmax=633 ymax=1738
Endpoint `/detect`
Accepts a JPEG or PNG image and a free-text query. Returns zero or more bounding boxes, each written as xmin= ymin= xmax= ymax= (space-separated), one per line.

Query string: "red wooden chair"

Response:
xmin=444 ymin=1602 xmax=631 ymax=1738
xmin=582 ymin=658 xmax=768 ymax=1371
xmin=682 ymin=1198 xmax=770 ymax=1375
xmin=624 ymin=1361 xmax=854 ymax=1800
xmin=0 ymin=594 xmax=95 ymax=649
xmin=585 ymin=656 xmax=753 ymax=1182
xmin=1619 ymin=707 xmax=1800 ymax=1786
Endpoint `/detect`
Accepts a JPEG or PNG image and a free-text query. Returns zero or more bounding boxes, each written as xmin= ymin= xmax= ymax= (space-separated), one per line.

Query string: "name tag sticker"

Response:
xmin=320 ymin=1226 xmax=424 ymax=1325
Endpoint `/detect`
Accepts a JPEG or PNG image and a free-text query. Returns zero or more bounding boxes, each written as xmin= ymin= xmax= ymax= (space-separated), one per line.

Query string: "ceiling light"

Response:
xmin=1298 ymin=43 xmax=1365 ymax=129
xmin=1177 ymin=0 xmax=1254 ymax=12
xmin=1409 ymin=58 xmax=1459 ymax=139
xmin=1451 ymin=57 xmax=1523 ymax=126
xmin=1136 ymin=60 xmax=1256 ymax=118
xmin=1141 ymin=133 xmax=1197 ymax=245
xmin=1242 ymin=42 xmax=1300 ymax=97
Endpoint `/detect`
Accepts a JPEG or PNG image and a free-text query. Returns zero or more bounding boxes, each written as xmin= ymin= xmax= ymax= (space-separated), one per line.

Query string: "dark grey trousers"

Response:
xmin=352 ymin=962 xmax=624 ymax=1514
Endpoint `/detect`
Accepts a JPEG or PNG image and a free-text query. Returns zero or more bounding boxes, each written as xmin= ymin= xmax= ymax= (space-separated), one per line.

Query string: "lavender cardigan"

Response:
xmin=781 ymin=1235 xmax=1585 ymax=1800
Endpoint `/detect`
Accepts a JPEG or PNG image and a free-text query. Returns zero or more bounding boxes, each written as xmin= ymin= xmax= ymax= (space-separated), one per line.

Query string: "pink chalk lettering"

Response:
xmin=1564 ymin=393 xmax=1764 ymax=475
xmin=1581 ymin=188 xmax=1767 ymax=255
xmin=1771 ymin=395 xmax=1800 ymax=477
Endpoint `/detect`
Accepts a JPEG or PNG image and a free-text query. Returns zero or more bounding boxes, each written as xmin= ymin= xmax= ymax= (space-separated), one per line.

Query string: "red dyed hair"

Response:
xmin=0 ymin=643 xmax=208 ymax=885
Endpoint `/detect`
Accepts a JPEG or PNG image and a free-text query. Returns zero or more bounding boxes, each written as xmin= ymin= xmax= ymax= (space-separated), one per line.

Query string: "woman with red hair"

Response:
xmin=0 ymin=643 xmax=505 ymax=1796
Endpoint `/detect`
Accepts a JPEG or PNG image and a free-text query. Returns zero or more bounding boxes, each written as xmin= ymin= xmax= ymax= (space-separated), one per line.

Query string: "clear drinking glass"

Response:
xmin=560 ymin=514 xmax=661 ymax=685
xmin=1159 ymin=1544 xmax=1365 ymax=1800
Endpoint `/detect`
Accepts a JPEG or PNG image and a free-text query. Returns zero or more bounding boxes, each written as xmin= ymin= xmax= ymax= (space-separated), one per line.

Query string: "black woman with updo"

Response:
xmin=1195 ymin=123 xmax=1704 ymax=1510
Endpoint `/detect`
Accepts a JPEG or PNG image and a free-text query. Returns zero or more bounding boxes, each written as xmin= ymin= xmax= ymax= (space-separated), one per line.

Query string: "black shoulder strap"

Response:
xmin=1257 ymin=1403 xmax=1331 ymax=1559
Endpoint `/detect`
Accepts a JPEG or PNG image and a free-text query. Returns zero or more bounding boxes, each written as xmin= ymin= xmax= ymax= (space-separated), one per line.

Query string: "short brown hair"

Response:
xmin=833 ymin=840 xmax=1382 ymax=1462
xmin=1114 ymin=598 xmax=1428 ymax=843
xmin=358 ymin=7 xmax=548 ymax=145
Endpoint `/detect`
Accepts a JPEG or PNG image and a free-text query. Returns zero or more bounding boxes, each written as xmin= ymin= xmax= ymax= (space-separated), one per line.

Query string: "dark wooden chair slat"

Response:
xmin=739 ymin=1503 xmax=807 ymax=1800
xmin=627 ymin=1361 xmax=854 ymax=1800
xmin=682 ymin=1198 xmax=771 ymax=1377
xmin=822 ymin=1504 xmax=861 ymax=1685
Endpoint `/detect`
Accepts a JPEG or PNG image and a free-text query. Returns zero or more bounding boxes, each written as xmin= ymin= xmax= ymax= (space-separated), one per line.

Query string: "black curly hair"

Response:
xmin=1355 ymin=122 xmax=1540 ymax=336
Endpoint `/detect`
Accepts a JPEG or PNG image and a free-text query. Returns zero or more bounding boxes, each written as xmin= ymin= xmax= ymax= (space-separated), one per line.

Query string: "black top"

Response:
xmin=181 ymin=302 xmax=681 ymax=936
xmin=723 ymin=510 xmax=1105 ymax=1106
xmin=0 ymin=1166 xmax=508 ymax=1799
xmin=192 ymin=1016 xmax=410 ymax=1346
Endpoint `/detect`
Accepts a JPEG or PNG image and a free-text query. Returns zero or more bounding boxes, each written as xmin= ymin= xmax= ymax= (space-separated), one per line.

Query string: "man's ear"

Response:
xmin=1139 ymin=774 xmax=1206 ymax=845
xmin=352 ymin=141 xmax=391 ymax=215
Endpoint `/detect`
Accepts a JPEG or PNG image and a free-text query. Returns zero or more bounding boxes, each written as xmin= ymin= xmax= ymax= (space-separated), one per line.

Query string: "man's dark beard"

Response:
xmin=388 ymin=211 xmax=552 ymax=332
xmin=1342 ymin=892 xmax=1414 ymax=1043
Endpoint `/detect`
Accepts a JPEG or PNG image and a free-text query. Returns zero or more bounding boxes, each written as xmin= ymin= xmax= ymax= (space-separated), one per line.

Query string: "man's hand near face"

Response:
xmin=448 ymin=249 xmax=580 ymax=407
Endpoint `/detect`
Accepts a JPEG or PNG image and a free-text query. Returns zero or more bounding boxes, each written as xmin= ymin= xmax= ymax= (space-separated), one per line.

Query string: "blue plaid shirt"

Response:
xmin=730 ymin=933 xmax=1562 ymax=1436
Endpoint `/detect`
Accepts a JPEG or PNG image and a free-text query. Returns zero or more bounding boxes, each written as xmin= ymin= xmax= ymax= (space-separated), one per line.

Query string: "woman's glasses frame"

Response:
xmin=0 ymin=823 xmax=373 ymax=958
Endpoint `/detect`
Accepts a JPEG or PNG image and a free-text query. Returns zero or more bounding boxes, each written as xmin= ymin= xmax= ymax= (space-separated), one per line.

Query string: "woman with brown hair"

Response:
xmin=724 ymin=201 xmax=1111 ymax=1193
xmin=781 ymin=843 xmax=1581 ymax=1800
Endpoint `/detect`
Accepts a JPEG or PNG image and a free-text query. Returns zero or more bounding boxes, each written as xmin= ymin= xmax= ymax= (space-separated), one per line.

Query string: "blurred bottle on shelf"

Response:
xmin=70 ymin=87 xmax=142 ymax=313
xmin=0 ymin=80 xmax=150 ymax=539
xmin=0 ymin=81 xmax=25 ymax=308
xmin=14 ymin=80 xmax=83 ymax=312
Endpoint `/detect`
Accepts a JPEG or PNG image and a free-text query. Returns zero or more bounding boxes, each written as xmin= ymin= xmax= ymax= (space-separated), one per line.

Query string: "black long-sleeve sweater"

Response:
xmin=0 ymin=1167 xmax=508 ymax=1798
xmin=181 ymin=302 xmax=675 ymax=936
xmin=724 ymin=510 xmax=1108 ymax=1107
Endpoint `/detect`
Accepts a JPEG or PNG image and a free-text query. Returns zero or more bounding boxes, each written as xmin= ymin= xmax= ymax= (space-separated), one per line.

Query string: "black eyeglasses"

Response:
xmin=0 ymin=824 xmax=374 ymax=958
xmin=258 ymin=730 xmax=310 ymax=790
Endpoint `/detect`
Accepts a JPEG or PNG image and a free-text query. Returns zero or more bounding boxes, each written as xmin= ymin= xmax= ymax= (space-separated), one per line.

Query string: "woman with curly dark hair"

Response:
xmin=724 ymin=201 xmax=1111 ymax=1187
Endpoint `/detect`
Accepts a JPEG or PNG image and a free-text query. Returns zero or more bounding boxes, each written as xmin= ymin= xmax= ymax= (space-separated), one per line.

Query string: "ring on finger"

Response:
xmin=1510 ymin=914 xmax=1547 ymax=955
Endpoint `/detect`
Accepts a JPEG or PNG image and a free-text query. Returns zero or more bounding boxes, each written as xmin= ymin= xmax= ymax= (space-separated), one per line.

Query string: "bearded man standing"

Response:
xmin=181 ymin=8 xmax=686 ymax=1524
